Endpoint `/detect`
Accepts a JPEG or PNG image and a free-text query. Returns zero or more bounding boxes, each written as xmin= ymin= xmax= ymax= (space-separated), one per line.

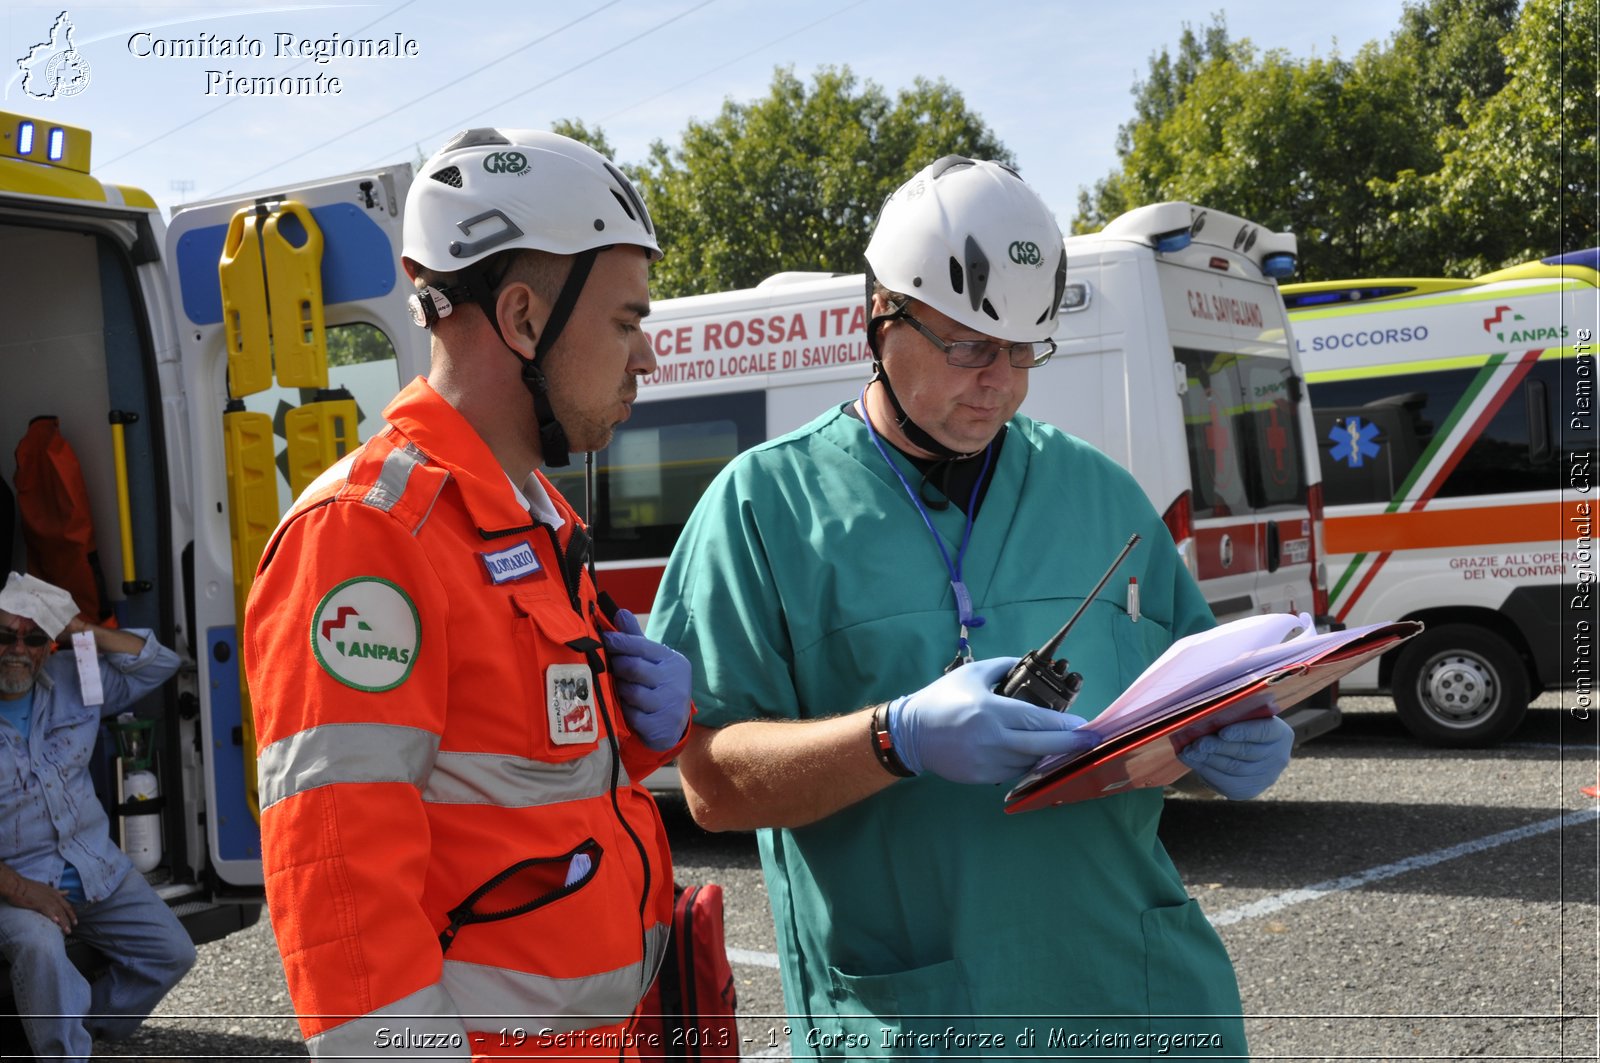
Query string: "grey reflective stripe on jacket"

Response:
xmin=259 ymin=728 xmax=630 ymax=811
xmin=364 ymin=441 xmax=427 ymax=513
xmin=257 ymin=723 xmax=439 ymax=811
xmin=424 ymin=746 xmax=628 ymax=807
xmin=304 ymin=981 xmax=468 ymax=1061
xmin=443 ymin=919 xmax=671 ymax=1035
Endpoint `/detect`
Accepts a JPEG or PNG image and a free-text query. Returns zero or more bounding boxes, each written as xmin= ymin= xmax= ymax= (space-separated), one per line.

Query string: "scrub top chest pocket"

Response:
xmin=1107 ymin=603 xmax=1176 ymax=705
xmin=510 ymin=590 xmax=608 ymax=760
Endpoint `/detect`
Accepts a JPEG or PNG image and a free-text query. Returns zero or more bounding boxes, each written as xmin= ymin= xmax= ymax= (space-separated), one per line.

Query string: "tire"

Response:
xmin=1391 ymin=623 xmax=1530 ymax=747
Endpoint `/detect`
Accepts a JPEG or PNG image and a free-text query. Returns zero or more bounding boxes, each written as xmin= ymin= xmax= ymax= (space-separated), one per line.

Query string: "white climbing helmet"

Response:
xmin=865 ymin=156 xmax=1066 ymax=342
xmin=402 ymin=127 xmax=661 ymax=274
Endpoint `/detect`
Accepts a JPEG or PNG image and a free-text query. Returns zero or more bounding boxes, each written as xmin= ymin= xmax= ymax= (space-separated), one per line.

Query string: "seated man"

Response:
xmin=0 ymin=573 xmax=193 ymax=1061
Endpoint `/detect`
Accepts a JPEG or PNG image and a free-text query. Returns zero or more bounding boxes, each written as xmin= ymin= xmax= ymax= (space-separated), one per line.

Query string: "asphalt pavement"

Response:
xmin=80 ymin=693 xmax=1597 ymax=1061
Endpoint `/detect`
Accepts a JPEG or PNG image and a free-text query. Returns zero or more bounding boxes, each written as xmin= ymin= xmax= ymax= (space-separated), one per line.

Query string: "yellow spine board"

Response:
xmin=263 ymin=202 xmax=329 ymax=389
xmin=284 ymin=396 xmax=359 ymax=498
xmin=222 ymin=408 xmax=276 ymax=822
xmin=219 ymin=209 xmax=273 ymax=399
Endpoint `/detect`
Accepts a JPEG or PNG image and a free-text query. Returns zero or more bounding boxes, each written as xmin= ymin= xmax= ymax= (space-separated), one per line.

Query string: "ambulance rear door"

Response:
xmin=1161 ymin=259 xmax=1318 ymax=622
xmin=163 ymin=165 xmax=426 ymax=886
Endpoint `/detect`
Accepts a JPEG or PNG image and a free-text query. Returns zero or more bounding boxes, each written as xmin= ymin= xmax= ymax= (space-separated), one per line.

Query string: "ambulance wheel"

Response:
xmin=1391 ymin=624 xmax=1528 ymax=747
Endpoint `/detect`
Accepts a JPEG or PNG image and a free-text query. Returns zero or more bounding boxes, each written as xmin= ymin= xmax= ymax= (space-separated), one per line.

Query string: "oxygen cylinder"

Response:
xmin=120 ymin=767 xmax=162 ymax=873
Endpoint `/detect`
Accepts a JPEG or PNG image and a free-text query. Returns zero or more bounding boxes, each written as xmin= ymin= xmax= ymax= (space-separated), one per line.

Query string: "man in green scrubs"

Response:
xmin=648 ymin=157 xmax=1294 ymax=1059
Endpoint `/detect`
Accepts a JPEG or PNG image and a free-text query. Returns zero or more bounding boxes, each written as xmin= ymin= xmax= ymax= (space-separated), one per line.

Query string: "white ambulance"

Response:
xmin=1284 ymin=253 xmax=1598 ymax=745
xmin=550 ymin=201 xmax=1341 ymax=744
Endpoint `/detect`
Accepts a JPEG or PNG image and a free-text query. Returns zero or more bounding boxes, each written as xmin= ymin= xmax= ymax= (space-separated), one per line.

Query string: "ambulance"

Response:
xmin=1283 ymin=251 xmax=1598 ymax=745
xmin=550 ymin=200 xmax=1341 ymax=744
xmin=0 ymin=107 xmax=429 ymax=995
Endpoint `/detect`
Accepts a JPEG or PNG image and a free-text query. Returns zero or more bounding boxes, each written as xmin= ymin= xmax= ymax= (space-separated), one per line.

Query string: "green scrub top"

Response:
xmin=650 ymin=405 xmax=1248 ymax=1059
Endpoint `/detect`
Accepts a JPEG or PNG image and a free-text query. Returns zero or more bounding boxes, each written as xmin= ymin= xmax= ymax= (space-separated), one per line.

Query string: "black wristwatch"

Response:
xmin=869 ymin=702 xmax=916 ymax=778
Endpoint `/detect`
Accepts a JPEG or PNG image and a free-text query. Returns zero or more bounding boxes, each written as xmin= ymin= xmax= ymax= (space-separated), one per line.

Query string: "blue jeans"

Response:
xmin=0 ymin=868 xmax=196 ymax=1062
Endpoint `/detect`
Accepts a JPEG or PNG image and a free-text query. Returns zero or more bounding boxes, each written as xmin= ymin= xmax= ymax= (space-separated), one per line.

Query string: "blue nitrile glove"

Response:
xmin=1178 ymin=716 xmax=1294 ymax=800
xmin=886 ymin=657 xmax=1098 ymax=785
xmin=602 ymin=609 xmax=692 ymax=751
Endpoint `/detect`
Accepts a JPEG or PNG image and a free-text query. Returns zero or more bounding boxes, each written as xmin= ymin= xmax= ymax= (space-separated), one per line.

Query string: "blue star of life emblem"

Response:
xmin=1329 ymin=416 xmax=1381 ymax=468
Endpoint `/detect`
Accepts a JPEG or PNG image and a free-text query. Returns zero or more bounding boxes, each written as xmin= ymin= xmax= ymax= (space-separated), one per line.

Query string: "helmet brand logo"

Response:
xmin=483 ymin=151 xmax=528 ymax=174
xmin=1009 ymin=241 xmax=1042 ymax=267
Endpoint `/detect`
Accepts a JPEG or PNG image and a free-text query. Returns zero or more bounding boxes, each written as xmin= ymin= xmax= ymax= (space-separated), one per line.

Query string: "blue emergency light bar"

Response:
xmin=1154 ymin=229 xmax=1192 ymax=253
xmin=1261 ymin=253 xmax=1297 ymax=278
xmin=3 ymin=112 xmax=91 ymax=173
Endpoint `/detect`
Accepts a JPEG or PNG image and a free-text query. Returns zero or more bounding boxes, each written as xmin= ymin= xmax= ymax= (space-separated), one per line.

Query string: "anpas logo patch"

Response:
xmin=311 ymin=577 xmax=421 ymax=692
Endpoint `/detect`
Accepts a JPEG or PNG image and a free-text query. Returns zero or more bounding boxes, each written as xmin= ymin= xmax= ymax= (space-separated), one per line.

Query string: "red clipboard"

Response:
xmin=1003 ymin=620 xmax=1422 ymax=813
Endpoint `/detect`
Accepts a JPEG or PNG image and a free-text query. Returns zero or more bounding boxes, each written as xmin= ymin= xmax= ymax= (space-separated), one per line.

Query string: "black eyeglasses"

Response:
xmin=894 ymin=309 xmax=1056 ymax=369
xmin=0 ymin=629 xmax=51 ymax=649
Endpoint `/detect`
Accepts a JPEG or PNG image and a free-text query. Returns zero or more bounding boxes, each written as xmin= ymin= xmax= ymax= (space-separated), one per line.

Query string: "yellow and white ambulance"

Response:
xmin=0 ymin=108 xmax=428 ymax=981
xmin=1284 ymin=253 xmax=1597 ymax=745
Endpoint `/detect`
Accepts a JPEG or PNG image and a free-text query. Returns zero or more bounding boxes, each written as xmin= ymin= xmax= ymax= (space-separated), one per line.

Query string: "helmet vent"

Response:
xmin=431 ymin=166 xmax=464 ymax=188
xmin=981 ymin=298 xmax=999 ymax=322
xmin=603 ymin=162 xmax=655 ymax=236
xmin=948 ymin=257 xmax=965 ymax=295
xmin=963 ymin=234 xmax=990 ymax=313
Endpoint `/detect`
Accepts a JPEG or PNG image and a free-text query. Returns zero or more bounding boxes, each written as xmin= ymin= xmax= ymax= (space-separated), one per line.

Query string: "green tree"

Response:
xmin=1074 ymin=1 xmax=1591 ymax=279
xmin=549 ymin=118 xmax=616 ymax=160
xmin=325 ymin=322 xmax=394 ymax=368
xmin=1077 ymin=35 xmax=1427 ymax=277
xmin=1389 ymin=0 xmax=1518 ymax=133
xmin=1377 ymin=0 xmax=1597 ymax=274
xmin=1077 ymin=14 xmax=1232 ymax=228
xmin=632 ymin=66 xmax=1012 ymax=297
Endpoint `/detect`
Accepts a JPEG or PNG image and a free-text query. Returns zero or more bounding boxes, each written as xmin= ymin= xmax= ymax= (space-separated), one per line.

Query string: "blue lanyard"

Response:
xmin=859 ymin=385 xmax=992 ymax=668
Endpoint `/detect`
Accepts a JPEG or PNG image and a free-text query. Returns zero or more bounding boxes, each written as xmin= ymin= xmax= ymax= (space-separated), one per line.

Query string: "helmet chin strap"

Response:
xmin=471 ymin=249 xmax=600 ymax=469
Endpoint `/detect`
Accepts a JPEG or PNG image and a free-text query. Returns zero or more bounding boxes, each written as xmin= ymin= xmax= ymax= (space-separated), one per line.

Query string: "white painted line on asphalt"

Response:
xmin=1505 ymin=741 xmax=1599 ymax=751
xmin=729 ymin=945 xmax=781 ymax=968
xmin=728 ymin=810 xmax=1600 ymax=962
xmin=1208 ymin=807 xmax=1600 ymax=927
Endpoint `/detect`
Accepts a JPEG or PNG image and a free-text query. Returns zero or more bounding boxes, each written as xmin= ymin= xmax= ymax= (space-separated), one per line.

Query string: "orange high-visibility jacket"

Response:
xmin=246 ymin=378 xmax=681 ymax=1060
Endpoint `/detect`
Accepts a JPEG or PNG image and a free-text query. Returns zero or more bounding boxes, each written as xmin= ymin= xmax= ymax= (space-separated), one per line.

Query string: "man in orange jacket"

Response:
xmin=245 ymin=129 xmax=691 ymax=1060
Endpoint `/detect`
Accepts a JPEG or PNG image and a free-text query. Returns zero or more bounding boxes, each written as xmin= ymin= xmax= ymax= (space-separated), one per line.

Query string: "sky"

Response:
xmin=3 ymin=1 xmax=1414 ymax=221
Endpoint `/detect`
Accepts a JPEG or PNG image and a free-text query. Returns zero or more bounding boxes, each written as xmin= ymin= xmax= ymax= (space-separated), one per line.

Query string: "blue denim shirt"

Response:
xmin=0 ymin=630 xmax=180 ymax=903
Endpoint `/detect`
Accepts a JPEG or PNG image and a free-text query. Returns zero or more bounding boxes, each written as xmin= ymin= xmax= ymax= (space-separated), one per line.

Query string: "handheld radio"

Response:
xmin=994 ymin=533 xmax=1142 ymax=712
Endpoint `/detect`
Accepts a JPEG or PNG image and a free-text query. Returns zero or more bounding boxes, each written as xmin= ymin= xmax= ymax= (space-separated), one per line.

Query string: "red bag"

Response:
xmin=13 ymin=416 xmax=110 ymax=623
xmin=634 ymin=883 xmax=739 ymax=1061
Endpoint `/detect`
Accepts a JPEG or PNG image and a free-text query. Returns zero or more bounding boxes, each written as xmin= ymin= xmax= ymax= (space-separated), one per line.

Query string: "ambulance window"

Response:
xmin=1310 ymin=360 xmax=1561 ymax=504
xmin=1437 ymin=358 xmax=1563 ymax=497
xmin=327 ymin=322 xmax=395 ymax=366
xmin=238 ymin=322 xmax=403 ymax=511
xmin=1309 ymin=378 xmax=1438 ymax=505
xmin=1237 ymin=359 xmax=1308 ymax=509
xmin=552 ymin=392 xmax=766 ymax=561
xmin=1313 ymin=407 xmax=1406 ymax=506
xmin=322 ymin=323 xmax=401 ymax=429
xmin=1176 ymin=348 xmax=1251 ymax=520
